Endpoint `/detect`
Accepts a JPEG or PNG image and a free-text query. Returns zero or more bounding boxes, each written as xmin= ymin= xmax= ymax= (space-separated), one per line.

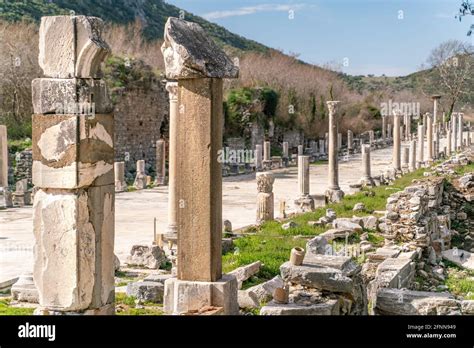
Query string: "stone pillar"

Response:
xmin=458 ymin=113 xmax=464 ymax=151
xmin=161 ymin=17 xmax=239 ymax=315
xmin=402 ymin=146 xmax=409 ymax=170
xmin=255 ymin=144 xmax=263 ymax=170
xmin=405 ymin=115 xmax=411 ymax=141
xmin=256 ymin=172 xmax=274 ymax=223
xmin=32 ymin=15 xmax=115 ymax=315
xmin=0 ymin=125 xmax=7 ymax=188
xmin=319 ymin=139 xmax=325 ymax=155
xmin=134 ymin=160 xmax=147 ymax=189
xmin=434 ymin=130 xmax=440 ymax=160
xmin=165 ymin=82 xmax=179 ymax=237
xmin=423 ymin=113 xmax=428 ymax=137
xmin=447 ymin=128 xmax=452 ymax=155
xmin=387 ymin=123 xmax=392 ymax=139
xmin=155 ymin=139 xmax=166 ymax=186
xmin=417 ymin=124 xmax=424 ymax=168
xmin=369 ymin=130 xmax=375 ymax=147
xmin=360 ymin=145 xmax=374 ymax=187
xmin=426 ymin=112 xmax=433 ymax=164
xmin=392 ymin=111 xmax=402 ymax=174
xmin=409 ymin=140 xmax=416 ymax=172
xmin=337 ymin=133 xmax=342 ymax=151
xmin=294 ymin=156 xmax=314 ymax=212
xmin=452 ymin=113 xmax=458 ymax=152
xmin=325 ymin=101 xmax=344 ymax=202
xmin=432 ymin=95 xmax=441 ymax=133
xmin=114 ymin=162 xmax=127 ymax=192
xmin=263 ymin=141 xmax=272 ymax=169
xmin=382 ymin=116 xmax=386 ymax=141
xmin=325 ymin=132 xmax=329 ymax=153
xmin=347 ymin=130 xmax=353 ymax=153
xmin=282 ymin=141 xmax=289 ymax=167
xmin=297 ymin=144 xmax=304 ymax=156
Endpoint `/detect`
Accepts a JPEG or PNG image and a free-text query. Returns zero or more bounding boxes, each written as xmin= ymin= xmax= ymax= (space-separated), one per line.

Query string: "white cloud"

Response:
xmin=202 ymin=3 xmax=306 ymax=20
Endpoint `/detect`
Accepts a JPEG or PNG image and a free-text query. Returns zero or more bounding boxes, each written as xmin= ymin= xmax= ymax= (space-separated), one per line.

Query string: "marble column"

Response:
xmin=337 ymin=133 xmax=342 ymax=151
xmin=282 ymin=141 xmax=289 ymax=167
xmin=447 ymin=127 xmax=452 ymax=155
xmin=426 ymin=112 xmax=433 ymax=164
xmin=369 ymin=130 xmax=375 ymax=146
xmin=319 ymin=139 xmax=325 ymax=155
xmin=402 ymin=146 xmax=409 ymax=170
xmin=432 ymin=95 xmax=441 ymax=133
xmin=294 ymin=156 xmax=314 ymax=212
xmin=458 ymin=113 xmax=464 ymax=150
xmin=165 ymin=82 xmax=178 ymax=237
xmin=263 ymin=141 xmax=272 ymax=170
xmin=161 ymin=17 xmax=239 ymax=315
xmin=434 ymin=130 xmax=440 ymax=160
xmin=325 ymin=101 xmax=344 ymax=202
xmin=360 ymin=145 xmax=374 ymax=187
xmin=134 ymin=160 xmax=147 ymax=189
xmin=382 ymin=116 xmax=386 ymax=142
xmin=409 ymin=140 xmax=416 ymax=172
xmin=256 ymin=172 xmax=275 ymax=223
xmin=417 ymin=124 xmax=424 ymax=169
xmin=255 ymin=144 xmax=263 ymax=170
xmin=155 ymin=139 xmax=166 ymax=186
xmin=32 ymin=15 xmax=115 ymax=315
xmin=114 ymin=162 xmax=127 ymax=192
xmin=405 ymin=115 xmax=411 ymax=141
xmin=347 ymin=130 xmax=353 ymax=153
xmin=392 ymin=111 xmax=402 ymax=174
xmin=0 ymin=125 xmax=7 ymax=188
xmin=452 ymin=113 xmax=458 ymax=152
xmin=298 ymin=144 xmax=304 ymax=156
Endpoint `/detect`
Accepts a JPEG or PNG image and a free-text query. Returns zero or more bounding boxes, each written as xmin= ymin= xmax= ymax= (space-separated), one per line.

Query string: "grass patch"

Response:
xmin=0 ymin=298 xmax=34 ymax=315
xmin=444 ymin=265 xmax=474 ymax=300
xmin=454 ymin=163 xmax=474 ymax=175
xmin=115 ymin=293 xmax=163 ymax=316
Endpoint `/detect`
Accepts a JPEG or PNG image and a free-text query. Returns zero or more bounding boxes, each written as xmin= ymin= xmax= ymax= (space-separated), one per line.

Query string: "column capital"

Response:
xmin=326 ymin=100 xmax=340 ymax=115
xmin=166 ymin=81 xmax=178 ymax=101
xmin=431 ymin=95 xmax=442 ymax=100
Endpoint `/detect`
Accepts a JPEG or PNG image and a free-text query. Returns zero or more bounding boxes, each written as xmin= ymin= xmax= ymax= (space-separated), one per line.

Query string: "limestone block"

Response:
xmin=126 ymin=281 xmax=164 ymax=303
xmin=237 ymin=290 xmax=260 ymax=309
xmin=260 ymin=299 xmax=340 ymax=315
xmin=0 ymin=187 xmax=13 ymax=208
xmin=39 ymin=16 xmax=110 ymax=78
xmin=32 ymin=78 xmax=113 ymax=114
xmin=32 ymin=114 xmax=114 ymax=189
xmin=461 ymin=300 xmax=474 ymax=314
xmin=228 ymin=261 xmax=261 ymax=289
xmin=245 ymin=276 xmax=284 ymax=303
xmin=442 ymin=249 xmax=474 ymax=271
xmin=280 ymin=261 xmax=354 ymax=293
xmin=163 ymin=274 xmax=238 ymax=315
xmin=375 ymin=288 xmax=461 ymax=315
xmin=125 ymin=245 xmax=167 ymax=269
xmin=11 ymin=273 xmax=39 ymax=304
xmin=375 ymin=257 xmax=415 ymax=289
xmin=161 ymin=17 xmax=239 ymax=79
xmin=303 ymin=253 xmax=359 ymax=276
xmin=33 ymin=185 xmax=115 ymax=312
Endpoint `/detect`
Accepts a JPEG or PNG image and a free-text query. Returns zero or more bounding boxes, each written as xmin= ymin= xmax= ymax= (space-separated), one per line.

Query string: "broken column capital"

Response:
xmin=161 ymin=17 xmax=239 ymax=80
xmin=257 ymin=172 xmax=275 ymax=193
xmin=326 ymin=101 xmax=340 ymax=115
xmin=166 ymin=81 xmax=179 ymax=101
xmin=39 ymin=15 xmax=111 ymax=78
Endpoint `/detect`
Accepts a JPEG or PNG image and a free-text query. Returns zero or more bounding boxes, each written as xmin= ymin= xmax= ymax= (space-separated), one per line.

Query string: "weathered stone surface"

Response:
xmin=375 ymin=288 xmax=461 ymax=315
xmin=114 ymin=254 xmax=120 ymax=272
xmin=332 ymin=218 xmax=363 ymax=231
xmin=39 ymin=16 xmax=110 ymax=78
xmin=228 ymin=261 xmax=261 ymax=289
xmin=237 ymin=289 xmax=260 ymax=309
xmin=461 ymin=300 xmax=474 ymax=314
xmin=32 ymin=78 xmax=113 ymax=114
xmin=126 ymin=281 xmax=164 ymax=303
xmin=260 ymin=299 xmax=340 ymax=315
xmin=0 ymin=187 xmax=13 ymax=208
xmin=0 ymin=125 xmax=8 ymax=187
xmin=161 ymin=17 xmax=239 ymax=79
xmin=11 ymin=273 xmax=39 ymax=303
xmin=143 ymin=273 xmax=173 ymax=284
xmin=442 ymin=249 xmax=474 ymax=271
xmin=164 ymin=275 xmax=238 ymax=315
xmin=256 ymin=172 xmax=274 ymax=224
xmin=374 ymin=257 xmax=415 ymax=289
xmin=306 ymin=235 xmax=330 ymax=255
xmin=32 ymin=114 xmax=114 ymax=189
xmin=246 ymin=276 xmax=284 ymax=302
xmin=33 ymin=186 xmax=115 ymax=312
xmin=360 ymin=215 xmax=378 ymax=230
xmin=303 ymin=253 xmax=359 ymax=276
xmin=280 ymin=261 xmax=353 ymax=293
xmin=319 ymin=228 xmax=355 ymax=242
xmin=125 ymin=245 xmax=167 ymax=269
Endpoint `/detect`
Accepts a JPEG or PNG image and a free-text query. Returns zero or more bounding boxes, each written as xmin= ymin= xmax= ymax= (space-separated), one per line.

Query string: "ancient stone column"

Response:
xmin=319 ymin=139 xmax=325 ymax=155
xmin=417 ymin=124 xmax=424 ymax=168
xmin=382 ymin=116 xmax=386 ymax=141
xmin=155 ymin=139 xmax=166 ymax=186
xmin=405 ymin=115 xmax=411 ymax=141
xmin=298 ymin=144 xmax=304 ymax=156
xmin=434 ymin=130 xmax=440 ymax=160
xmin=432 ymin=95 xmax=441 ymax=133
xmin=447 ymin=128 xmax=452 ymax=155
xmin=409 ymin=140 xmax=416 ymax=172
xmin=347 ymin=130 xmax=353 ymax=153
xmin=0 ymin=125 xmax=8 ymax=188
xmin=32 ymin=15 xmax=115 ymax=315
xmin=337 ymin=133 xmax=342 ymax=151
xmin=402 ymin=146 xmax=409 ymax=170
xmin=326 ymin=101 xmax=344 ymax=202
xmin=426 ymin=112 xmax=433 ymax=164
xmin=458 ymin=113 xmax=464 ymax=150
xmin=392 ymin=110 xmax=402 ymax=174
xmin=360 ymin=145 xmax=374 ymax=187
xmin=452 ymin=113 xmax=458 ymax=152
xmin=256 ymin=172 xmax=275 ymax=223
xmin=325 ymin=132 xmax=329 ymax=152
xmin=387 ymin=122 xmax=392 ymax=139
xmin=161 ymin=17 xmax=239 ymax=315
xmin=114 ymin=162 xmax=127 ymax=192
xmin=423 ymin=113 xmax=428 ymax=137
xmin=263 ymin=141 xmax=271 ymax=161
xmin=134 ymin=160 xmax=147 ymax=189
xmin=369 ymin=130 xmax=375 ymax=146
xmin=282 ymin=141 xmax=289 ymax=166
xmin=294 ymin=156 xmax=314 ymax=212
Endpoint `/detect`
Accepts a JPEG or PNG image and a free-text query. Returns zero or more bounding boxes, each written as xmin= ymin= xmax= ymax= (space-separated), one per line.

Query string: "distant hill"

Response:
xmin=0 ymin=0 xmax=269 ymax=52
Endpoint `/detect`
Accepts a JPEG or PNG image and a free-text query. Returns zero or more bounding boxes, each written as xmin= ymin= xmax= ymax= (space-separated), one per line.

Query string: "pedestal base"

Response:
xmin=325 ymin=189 xmax=345 ymax=203
xmin=164 ymin=275 xmax=238 ymax=315
xmin=11 ymin=273 xmax=39 ymax=304
xmin=294 ymin=196 xmax=315 ymax=213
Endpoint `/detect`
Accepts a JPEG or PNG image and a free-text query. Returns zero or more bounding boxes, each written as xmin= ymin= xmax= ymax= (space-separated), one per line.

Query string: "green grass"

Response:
xmin=444 ymin=263 xmax=474 ymax=300
xmin=115 ymin=293 xmax=164 ymax=316
xmin=0 ymin=298 xmax=34 ymax=315
xmin=222 ymin=166 xmax=428 ymax=281
xmin=454 ymin=163 xmax=474 ymax=175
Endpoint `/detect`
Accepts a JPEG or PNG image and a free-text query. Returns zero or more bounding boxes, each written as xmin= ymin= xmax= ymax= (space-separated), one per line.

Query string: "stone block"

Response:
xmin=237 ymin=289 xmax=260 ymax=309
xmin=39 ymin=16 xmax=110 ymax=78
xmin=126 ymin=281 xmax=164 ymax=303
xmin=442 ymin=249 xmax=474 ymax=271
xmin=375 ymin=257 xmax=415 ymax=289
xmin=143 ymin=273 xmax=173 ymax=284
xmin=11 ymin=273 xmax=39 ymax=304
xmin=163 ymin=274 xmax=238 ymax=315
xmin=33 ymin=185 xmax=115 ymax=312
xmin=32 ymin=113 xmax=114 ymax=189
xmin=246 ymin=276 xmax=284 ymax=303
xmin=260 ymin=299 xmax=340 ymax=315
xmin=303 ymin=253 xmax=359 ymax=276
xmin=32 ymin=78 xmax=113 ymax=114
xmin=228 ymin=261 xmax=261 ymax=289
xmin=125 ymin=245 xmax=167 ymax=269
xmin=0 ymin=187 xmax=13 ymax=208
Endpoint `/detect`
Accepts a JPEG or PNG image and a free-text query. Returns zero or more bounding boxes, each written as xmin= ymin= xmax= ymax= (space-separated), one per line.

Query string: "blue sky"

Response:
xmin=165 ymin=0 xmax=473 ymax=76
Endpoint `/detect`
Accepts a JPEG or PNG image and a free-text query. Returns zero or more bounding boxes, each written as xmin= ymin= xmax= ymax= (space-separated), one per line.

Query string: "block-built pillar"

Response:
xmin=160 ymin=17 xmax=239 ymax=315
xmin=369 ymin=130 xmax=375 ymax=147
xmin=294 ymin=156 xmax=314 ymax=212
xmin=325 ymin=101 xmax=344 ymax=202
xmin=155 ymin=139 xmax=166 ymax=186
xmin=360 ymin=145 xmax=375 ymax=187
xmin=417 ymin=124 xmax=424 ymax=168
xmin=0 ymin=125 xmax=8 ymax=188
xmin=298 ymin=144 xmax=304 ymax=156
xmin=446 ymin=127 xmax=452 ymax=155
xmin=392 ymin=110 xmax=402 ymax=174
xmin=319 ymin=139 xmax=325 ymax=155
xmin=32 ymin=15 xmax=115 ymax=315
xmin=426 ymin=112 xmax=433 ymax=164
xmin=133 ymin=160 xmax=147 ymax=189
xmin=165 ymin=82 xmax=178 ymax=237
xmin=434 ymin=130 xmax=440 ymax=160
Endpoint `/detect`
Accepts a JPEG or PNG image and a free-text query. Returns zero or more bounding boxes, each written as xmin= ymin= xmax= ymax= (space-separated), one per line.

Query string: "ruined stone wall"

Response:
xmin=14 ymin=150 xmax=33 ymax=186
xmin=114 ymin=83 xmax=169 ymax=180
